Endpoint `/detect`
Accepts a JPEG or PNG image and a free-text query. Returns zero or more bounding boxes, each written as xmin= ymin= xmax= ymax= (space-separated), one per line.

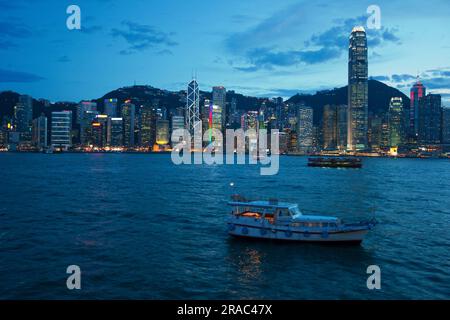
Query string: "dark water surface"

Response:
xmin=0 ymin=153 xmax=449 ymax=299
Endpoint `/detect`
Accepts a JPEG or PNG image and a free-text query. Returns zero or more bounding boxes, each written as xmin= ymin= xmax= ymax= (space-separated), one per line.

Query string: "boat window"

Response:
xmin=289 ymin=206 xmax=302 ymax=216
xmin=278 ymin=209 xmax=291 ymax=217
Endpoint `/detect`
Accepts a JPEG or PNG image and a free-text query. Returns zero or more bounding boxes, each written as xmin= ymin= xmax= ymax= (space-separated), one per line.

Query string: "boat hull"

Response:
xmin=227 ymin=222 xmax=369 ymax=244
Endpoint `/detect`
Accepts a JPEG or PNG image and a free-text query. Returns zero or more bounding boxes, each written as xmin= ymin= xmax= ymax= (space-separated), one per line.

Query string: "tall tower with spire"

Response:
xmin=186 ymin=77 xmax=201 ymax=139
xmin=347 ymin=26 xmax=368 ymax=151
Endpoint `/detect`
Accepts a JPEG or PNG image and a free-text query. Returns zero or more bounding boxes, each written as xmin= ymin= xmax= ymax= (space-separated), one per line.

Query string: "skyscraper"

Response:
xmin=77 ymin=101 xmax=97 ymax=124
xmin=80 ymin=110 xmax=99 ymax=145
xmin=108 ymin=118 xmax=123 ymax=147
xmin=14 ymin=95 xmax=33 ymax=134
xmin=186 ymin=79 xmax=200 ymax=135
xmin=336 ymin=105 xmax=348 ymax=150
xmin=388 ymin=97 xmax=404 ymax=148
xmin=297 ymin=105 xmax=314 ymax=153
xmin=51 ymin=111 xmax=72 ymax=150
xmin=443 ymin=108 xmax=450 ymax=145
xmin=323 ymin=105 xmax=337 ymax=150
xmin=418 ymin=94 xmax=442 ymax=145
xmin=104 ymin=98 xmax=118 ymax=118
xmin=140 ymin=106 xmax=156 ymax=147
xmin=32 ymin=114 xmax=47 ymax=150
xmin=121 ymin=101 xmax=135 ymax=147
xmin=156 ymin=120 xmax=169 ymax=146
xmin=409 ymin=79 xmax=426 ymax=138
xmin=212 ymin=86 xmax=226 ymax=128
xmin=348 ymin=26 xmax=368 ymax=151
xmin=170 ymin=115 xmax=185 ymax=147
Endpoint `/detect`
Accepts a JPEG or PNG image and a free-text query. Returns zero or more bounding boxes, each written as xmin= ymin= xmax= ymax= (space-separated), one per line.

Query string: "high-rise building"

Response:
xmin=121 ymin=101 xmax=135 ymax=147
xmin=348 ymin=26 xmax=368 ymax=151
xmin=242 ymin=111 xmax=258 ymax=131
xmin=90 ymin=121 xmax=105 ymax=147
xmin=156 ymin=119 xmax=169 ymax=146
xmin=170 ymin=115 xmax=185 ymax=147
xmin=14 ymin=95 xmax=33 ymax=135
xmin=418 ymin=94 xmax=442 ymax=145
xmin=104 ymin=98 xmax=118 ymax=118
xmin=202 ymin=99 xmax=212 ymax=134
xmin=108 ymin=118 xmax=123 ymax=147
xmin=443 ymin=108 xmax=450 ymax=144
xmin=409 ymin=79 xmax=426 ymax=137
xmin=336 ymin=105 xmax=348 ymax=150
xmin=88 ymin=114 xmax=108 ymax=147
xmin=51 ymin=111 xmax=72 ymax=150
xmin=80 ymin=110 xmax=99 ymax=145
xmin=369 ymin=115 xmax=383 ymax=150
xmin=211 ymin=105 xmax=223 ymax=132
xmin=212 ymin=86 xmax=226 ymax=128
xmin=140 ymin=106 xmax=156 ymax=147
xmin=186 ymin=79 xmax=200 ymax=134
xmin=297 ymin=105 xmax=314 ymax=153
xmin=77 ymin=101 xmax=97 ymax=124
xmin=323 ymin=105 xmax=337 ymax=150
xmin=388 ymin=97 xmax=404 ymax=148
xmin=32 ymin=114 xmax=47 ymax=149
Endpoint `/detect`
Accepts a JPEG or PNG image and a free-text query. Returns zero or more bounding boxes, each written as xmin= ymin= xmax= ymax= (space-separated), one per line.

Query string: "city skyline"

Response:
xmin=0 ymin=0 xmax=449 ymax=105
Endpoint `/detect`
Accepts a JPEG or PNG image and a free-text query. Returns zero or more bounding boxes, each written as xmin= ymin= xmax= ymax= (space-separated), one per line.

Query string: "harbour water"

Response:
xmin=0 ymin=153 xmax=449 ymax=299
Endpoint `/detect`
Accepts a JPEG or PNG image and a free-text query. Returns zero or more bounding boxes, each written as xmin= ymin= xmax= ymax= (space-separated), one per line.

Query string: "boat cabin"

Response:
xmin=228 ymin=199 xmax=302 ymax=225
xmin=228 ymin=197 xmax=341 ymax=228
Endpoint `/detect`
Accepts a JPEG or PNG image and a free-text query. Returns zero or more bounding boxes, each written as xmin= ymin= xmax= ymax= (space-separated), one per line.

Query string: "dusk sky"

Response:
xmin=1 ymin=0 xmax=449 ymax=104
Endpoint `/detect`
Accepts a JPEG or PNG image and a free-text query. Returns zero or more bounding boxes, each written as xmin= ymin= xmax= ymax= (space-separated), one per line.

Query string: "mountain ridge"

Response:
xmin=0 ymin=80 xmax=410 ymax=126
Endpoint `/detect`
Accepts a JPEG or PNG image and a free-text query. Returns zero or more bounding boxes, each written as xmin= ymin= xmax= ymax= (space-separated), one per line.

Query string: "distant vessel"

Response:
xmin=227 ymin=195 xmax=376 ymax=244
xmin=308 ymin=157 xmax=362 ymax=168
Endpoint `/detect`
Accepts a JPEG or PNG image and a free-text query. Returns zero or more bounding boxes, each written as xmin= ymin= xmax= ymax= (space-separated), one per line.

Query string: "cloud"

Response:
xmin=229 ymin=10 xmax=401 ymax=72
xmin=0 ymin=21 xmax=32 ymax=38
xmin=385 ymin=69 xmax=450 ymax=100
xmin=0 ymin=69 xmax=44 ymax=82
xmin=57 ymin=56 xmax=71 ymax=63
xmin=391 ymin=74 xmax=417 ymax=83
xmin=0 ymin=0 xmax=19 ymax=10
xmin=0 ymin=40 xmax=17 ymax=50
xmin=0 ymin=19 xmax=32 ymax=49
xmin=80 ymin=25 xmax=103 ymax=34
xmin=111 ymin=21 xmax=177 ymax=55
xmin=370 ymin=75 xmax=390 ymax=82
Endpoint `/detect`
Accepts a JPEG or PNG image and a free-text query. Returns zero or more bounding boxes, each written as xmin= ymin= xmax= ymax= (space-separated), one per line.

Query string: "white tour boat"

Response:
xmin=227 ymin=196 xmax=376 ymax=244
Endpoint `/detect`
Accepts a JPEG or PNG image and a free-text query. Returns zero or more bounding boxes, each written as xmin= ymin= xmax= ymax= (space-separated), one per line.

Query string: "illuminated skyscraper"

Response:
xmin=51 ymin=111 xmax=72 ymax=150
xmin=14 ymin=95 xmax=33 ymax=134
xmin=170 ymin=115 xmax=185 ymax=147
xmin=108 ymin=118 xmax=123 ymax=147
xmin=186 ymin=78 xmax=200 ymax=135
xmin=212 ymin=86 xmax=226 ymax=128
xmin=91 ymin=121 xmax=105 ymax=147
xmin=104 ymin=98 xmax=118 ymax=118
xmin=156 ymin=120 xmax=169 ymax=145
xmin=323 ymin=105 xmax=337 ymax=150
xmin=388 ymin=97 xmax=404 ymax=147
xmin=140 ymin=106 xmax=156 ymax=147
xmin=443 ymin=108 xmax=450 ymax=144
xmin=77 ymin=101 xmax=97 ymax=124
xmin=121 ymin=101 xmax=135 ymax=147
xmin=80 ymin=110 xmax=99 ymax=145
xmin=297 ymin=105 xmax=313 ymax=153
xmin=336 ymin=105 xmax=348 ymax=150
xmin=348 ymin=26 xmax=368 ymax=151
xmin=418 ymin=94 xmax=442 ymax=145
xmin=409 ymin=79 xmax=426 ymax=137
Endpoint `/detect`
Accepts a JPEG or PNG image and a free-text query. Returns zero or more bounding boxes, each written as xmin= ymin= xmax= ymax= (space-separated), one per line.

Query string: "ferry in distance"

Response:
xmin=227 ymin=195 xmax=376 ymax=244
